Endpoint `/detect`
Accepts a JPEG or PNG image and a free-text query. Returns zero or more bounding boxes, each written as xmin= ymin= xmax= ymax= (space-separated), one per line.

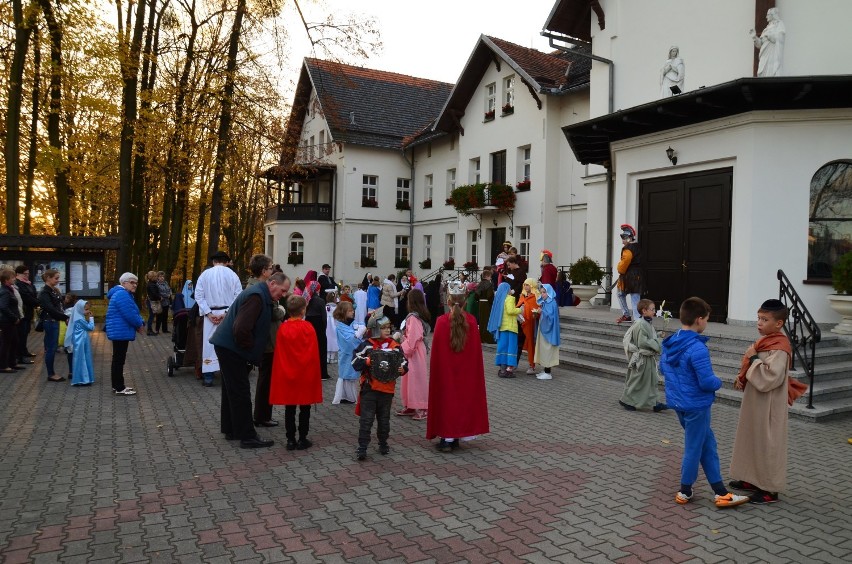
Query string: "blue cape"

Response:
xmin=537 ymin=284 xmax=560 ymax=346
xmin=182 ymin=280 xmax=195 ymax=309
xmin=487 ymin=282 xmax=512 ymax=341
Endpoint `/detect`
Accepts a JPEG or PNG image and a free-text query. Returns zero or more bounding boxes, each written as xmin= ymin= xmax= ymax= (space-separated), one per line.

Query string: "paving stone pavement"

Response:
xmin=1 ymin=327 xmax=851 ymax=563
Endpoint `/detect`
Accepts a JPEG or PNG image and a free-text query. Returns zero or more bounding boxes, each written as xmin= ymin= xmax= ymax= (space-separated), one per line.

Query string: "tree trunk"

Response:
xmin=23 ymin=28 xmax=41 ymax=235
xmin=116 ymin=0 xmax=148 ymax=278
xmin=207 ymin=0 xmax=245 ymax=259
xmin=38 ymin=0 xmax=71 ymax=235
xmin=4 ymin=0 xmax=36 ymax=235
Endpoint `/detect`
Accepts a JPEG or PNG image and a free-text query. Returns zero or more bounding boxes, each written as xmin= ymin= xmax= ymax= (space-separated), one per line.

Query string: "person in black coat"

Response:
xmin=304 ymin=281 xmax=329 ymax=380
xmin=0 ymin=268 xmax=23 ymax=372
xmin=14 ymin=265 xmax=39 ymax=363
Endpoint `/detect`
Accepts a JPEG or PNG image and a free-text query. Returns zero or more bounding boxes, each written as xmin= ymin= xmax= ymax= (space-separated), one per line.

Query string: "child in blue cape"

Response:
xmin=69 ymin=300 xmax=96 ymax=386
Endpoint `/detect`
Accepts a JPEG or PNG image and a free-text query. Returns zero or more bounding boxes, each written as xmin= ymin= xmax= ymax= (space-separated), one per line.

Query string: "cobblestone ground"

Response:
xmin=1 ymin=329 xmax=851 ymax=563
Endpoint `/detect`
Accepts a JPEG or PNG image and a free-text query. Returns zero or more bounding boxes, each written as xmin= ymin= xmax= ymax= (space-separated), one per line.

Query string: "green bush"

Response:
xmin=568 ymin=256 xmax=604 ymax=286
xmin=832 ymin=251 xmax=852 ymax=294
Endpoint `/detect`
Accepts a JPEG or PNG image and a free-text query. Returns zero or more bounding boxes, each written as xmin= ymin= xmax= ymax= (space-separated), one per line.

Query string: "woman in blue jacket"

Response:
xmin=105 ymin=273 xmax=145 ymax=395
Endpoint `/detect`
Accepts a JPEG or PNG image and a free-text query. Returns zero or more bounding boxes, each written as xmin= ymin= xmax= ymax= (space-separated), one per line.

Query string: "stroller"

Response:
xmin=167 ymin=293 xmax=190 ymax=377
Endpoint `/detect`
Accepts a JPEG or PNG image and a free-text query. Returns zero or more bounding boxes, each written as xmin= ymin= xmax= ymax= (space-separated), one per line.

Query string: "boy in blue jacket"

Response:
xmin=659 ymin=297 xmax=749 ymax=509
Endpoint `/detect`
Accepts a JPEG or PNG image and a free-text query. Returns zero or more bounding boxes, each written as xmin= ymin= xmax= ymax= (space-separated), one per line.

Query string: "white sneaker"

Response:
xmin=526 ymin=367 xmax=537 ymax=375
xmin=536 ymin=372 xmax=552 ymax=380
xmin=115 ymin=388 xmax=137 ymax=396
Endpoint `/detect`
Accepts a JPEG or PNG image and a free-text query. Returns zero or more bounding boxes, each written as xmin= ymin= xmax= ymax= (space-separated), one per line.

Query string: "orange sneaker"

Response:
xmin=675 ymin=491 xmax=692 ymax=505
xmin=714 ymin=493 xmax=749 ymax=508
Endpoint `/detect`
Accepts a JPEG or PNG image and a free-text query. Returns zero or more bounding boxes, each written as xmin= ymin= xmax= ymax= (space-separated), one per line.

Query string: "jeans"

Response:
xmin=617 ymin=289 xmax=640 ymax=320
xmin=358 ymin=388 xmax=393 ymax=449
xmin=676 ymin=407 xmax=722 ymax=487
xmin=111 ymin=340 xmax=130 ymax=391
xmin=43 ymin=319 xmax=60 ymax=376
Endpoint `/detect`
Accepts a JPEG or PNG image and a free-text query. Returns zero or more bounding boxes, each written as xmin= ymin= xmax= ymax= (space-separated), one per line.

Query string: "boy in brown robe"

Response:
xmin=728 ymin=299 xmax=796 ymax=504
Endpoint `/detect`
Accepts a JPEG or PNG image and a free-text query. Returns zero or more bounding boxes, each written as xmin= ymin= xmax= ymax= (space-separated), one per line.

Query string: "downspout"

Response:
xmin=542 ymin=30 xmax=615 ymax=305
xmin=401 ymin=148 xmax=415 ymax=269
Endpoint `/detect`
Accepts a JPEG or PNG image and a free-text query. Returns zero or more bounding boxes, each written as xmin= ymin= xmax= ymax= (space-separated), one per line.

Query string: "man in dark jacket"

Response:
xmin=210 ymin=269 xmax=288 ymax=449
xmin=14 ymin=265 xmax=39 ymax=363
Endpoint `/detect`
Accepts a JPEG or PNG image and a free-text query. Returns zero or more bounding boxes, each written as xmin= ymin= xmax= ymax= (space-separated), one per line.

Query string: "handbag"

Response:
xmin=150 ymin=300 xmax=163 ymax=314
xmin=35 ymin=318 xmax=44 ymax=332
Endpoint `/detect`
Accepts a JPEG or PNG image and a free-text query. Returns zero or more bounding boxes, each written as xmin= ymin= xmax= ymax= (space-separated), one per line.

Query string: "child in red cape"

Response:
xmin=270 ymin=295 xmax=323 ymax=451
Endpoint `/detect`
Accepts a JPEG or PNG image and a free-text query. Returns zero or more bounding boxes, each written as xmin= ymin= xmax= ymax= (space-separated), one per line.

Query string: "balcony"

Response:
xmin=266 ymin=203 xmax=332 ymax=222
xmin=295 ymin=142 xmax=337 ymax=165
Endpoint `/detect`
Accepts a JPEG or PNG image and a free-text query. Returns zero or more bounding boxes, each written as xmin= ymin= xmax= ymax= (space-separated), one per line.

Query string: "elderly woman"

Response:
xmin=105 ymin=273 xmax=145 ymax=395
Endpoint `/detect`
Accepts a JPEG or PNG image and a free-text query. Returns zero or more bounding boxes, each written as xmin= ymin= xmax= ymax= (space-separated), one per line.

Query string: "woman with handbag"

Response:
xmin=145 ymin=271 xmax=162 ymax=336
xmin=155 ymin=271 xmax=172 ymax=334
xmin=37 ymin=269 xmax=69 ymax=382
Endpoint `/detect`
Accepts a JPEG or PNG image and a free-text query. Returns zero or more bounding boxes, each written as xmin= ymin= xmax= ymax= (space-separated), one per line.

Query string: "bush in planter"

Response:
xmin=423 ymin=199 xmax=433 ymax=208
xmin=462 ymin=261 xmax=478 ymax=272
xmin=515 ymin=179 xmax=530 ymax=191
xmin=418 ymin=258 xmax=431 ymax=270
xmin=442 ymin=259 xmax=455 ymax=270
xmin=360 ymin=256 xmax=377 ymax=268
xmin=394 ymin=258 xmax=410 ymax=269
xmin=362 ymin=197 xmax=378 ymax=208
xmin=832 ymin=251 xmax=852 ymax=294
xmin=568 ymin=256 xmax=604 ymax=286
xmin=396 ymin=200 xmax=410 ymax=211
xmin=287 ymin=252 xmax=303 ymax=266
xmin=484 ymin=109 xmax=495 ymax=120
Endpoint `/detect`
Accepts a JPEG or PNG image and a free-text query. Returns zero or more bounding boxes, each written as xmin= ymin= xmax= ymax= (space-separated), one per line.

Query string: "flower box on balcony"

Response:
xmin=362 ymin=198 xmax=378 ymax=208
xmin=462 ymin=261 xmax=479 ymax=272
xmin=396 ymin=201 xmax=411 ymax=211
xmin=484 ymin=110 xmax=495 ymax=121
xmin=449 ymin=183 xmax=516 ymax=215
xmin=394 ymin=258 xmax=410 ymax=269
xmin=442 ymin=259 xmax=455 ymax=270
xmin=287 ymin=252 xmax=304 ymax=266
xmin=360 ymin=256 xmax=377 ymax=268
xmin=501 ymin=103 xmax=514 ymax=115
xmin=515 ymin=179 xmax=531 ymax=191
xmin=419 ymin=258 xmax=432 ymax=270
xmin=423 ymin=199 xmax=433 ymax=208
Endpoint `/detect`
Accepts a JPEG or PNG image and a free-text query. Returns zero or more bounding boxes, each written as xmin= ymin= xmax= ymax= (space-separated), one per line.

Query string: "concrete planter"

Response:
xmin=572 ymin=284 xmax=600 ymax=309
xmin=828 ymin=293 xmax=852 ymax=334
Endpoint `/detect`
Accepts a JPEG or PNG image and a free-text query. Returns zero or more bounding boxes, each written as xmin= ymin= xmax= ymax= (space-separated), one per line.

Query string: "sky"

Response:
xmin=281 ymin=0 xmax=558 ymax=88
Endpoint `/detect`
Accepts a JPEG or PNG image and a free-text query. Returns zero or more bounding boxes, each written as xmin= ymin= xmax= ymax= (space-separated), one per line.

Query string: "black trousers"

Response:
xmin=216 ymin=345 xmax=256 ymax=441
xmin=0 ymin=322 xmax=18 ymax=369
xmin=156 ymin=306 xmax=170 ymax=332
xmin=358 ymin=388 xmax=393 ymax=449
xmin=284 ymin=405 xmax=311 ymax=441
xmin=16 ymin=316 xmax=32 ymax=360
xmin=111 ymin=340 xmax=129 ymax=391
xmin=253 ymin=352 xmax=274 ymax=423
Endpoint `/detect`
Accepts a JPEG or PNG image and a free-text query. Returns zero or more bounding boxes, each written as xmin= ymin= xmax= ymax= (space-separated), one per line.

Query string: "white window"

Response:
xmin=361 ymin=234 xmax=376 ymax=260
xmin=503 ymin=76 xmax=515 ymax=109
xmin=468 ymin=230 xmax=478 ymax=265
xmin=318 ymin=130 xmax=325 ymax=155
xmin=362 ymin=175 xmax=378 ymax=202
xmin=424 ymin=235 xmax=432 ymax=261
xmin=522 ymin=146 xmax=531 ymax=181
xmin=309 ymin=135 xmax=315 ymax=160
xmin=470 ymin=158 xmax=480 ymax=184
xmin=395 ymin=235 xmax=410 ymax=266
xmin=289 ymin=232 xmax=304 ymax=264
xmin=518 ymin=226 xmax=530 ymax=262
xmin=446 ymin=233 xmax=455 ymax=261
xmin=485 ymin=83 xmax=496 ymax=114
xmin=396 ymin=178 xmax=411 ymax=204
xmin=447 ymin=169 xmax=456 ymax=198
xmin=424 ymin=174 xmax=433 ymax=202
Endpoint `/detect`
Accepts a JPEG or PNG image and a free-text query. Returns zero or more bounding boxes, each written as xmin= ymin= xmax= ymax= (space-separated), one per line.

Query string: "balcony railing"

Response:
xmin=266 ymin=203 xmax=332 ymax=222
xmin=295 ymin=142 xmax=337 ymax=164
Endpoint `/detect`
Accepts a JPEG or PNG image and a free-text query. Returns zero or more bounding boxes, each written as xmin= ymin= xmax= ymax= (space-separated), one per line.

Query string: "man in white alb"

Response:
xmin=194 ymin=251 xmax=243 ymax=386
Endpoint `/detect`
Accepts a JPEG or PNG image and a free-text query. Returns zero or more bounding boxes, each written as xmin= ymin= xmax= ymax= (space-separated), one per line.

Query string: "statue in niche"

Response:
xmin=749 ymin=7 xmax=785 ymax=77
xmin=660 ymin=46 xmax=685 ymax=97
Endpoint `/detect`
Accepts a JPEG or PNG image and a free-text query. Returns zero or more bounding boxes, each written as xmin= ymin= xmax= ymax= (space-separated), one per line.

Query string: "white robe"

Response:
xmin=353 ymin=289 xmax=368 ymax=325
xmin=194 ymin=265 xmax=242 ymax=373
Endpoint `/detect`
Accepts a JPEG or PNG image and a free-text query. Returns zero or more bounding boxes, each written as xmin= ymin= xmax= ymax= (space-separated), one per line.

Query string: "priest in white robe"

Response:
xmin=194 ymin=251 xmax=243 ymax=386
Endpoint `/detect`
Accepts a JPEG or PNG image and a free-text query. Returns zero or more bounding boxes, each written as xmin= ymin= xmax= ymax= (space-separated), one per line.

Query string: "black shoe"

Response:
xmin=18 ymin=359 xmax=34 ymax=365
xmin=653 ymin=402 xmax=669 ymax=412
xmin=379 ymin=444 xmax=390 ymax=455
xmin=147 ymin=331 xmax=157 ymax=336
xmin=162 ymin=330 xmax=170 ymax=334
xmin=296 ymin=438 xmax=313 ymax=450
xmin=321 ymin=375 xmax=331 ymax=380
xmin=748 ymin=491 xmax=779 ymax=504
xmin=498 ymin=371 xmax=516 ymax=379
xmin=619 ymin=400 xmax=637 ymax=411
xmin=286 ymin=439 xmax=298 ymax=451
xmin=340 ymin=399 xmax=354 ymax=404
xmin=240 ymin=437 xmax=274 ymax=449
xmin=436 ymin=439 xmax=453 ymax=453
xmin=729 ymin=480 xmax=759 ymax=492
xmin=254 ymin=420 xmax=279 ymax=427
xmin=355 ymin=448 xmax=367 ymax=461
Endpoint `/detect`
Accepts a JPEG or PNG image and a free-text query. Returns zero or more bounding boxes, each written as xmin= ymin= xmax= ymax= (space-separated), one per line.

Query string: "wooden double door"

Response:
xmin=638 ymin=169 xmax=733 ymax=323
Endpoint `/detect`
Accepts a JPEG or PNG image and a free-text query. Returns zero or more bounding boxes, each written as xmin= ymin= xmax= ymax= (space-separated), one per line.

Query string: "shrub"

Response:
xmin=832 ymin=251 xmax=852 ymax=294
xmin=287 ymin=252 xmax=303 ymax=266
xmin=418 ymin=258 xmax=432 ymax=270
xmin=442 ymin=258 xmax=455 ymax=270
xmin=568 ymin=256 xmax=604 ymax=286
xmin=360 ymin=256 xmax=377 ymax=268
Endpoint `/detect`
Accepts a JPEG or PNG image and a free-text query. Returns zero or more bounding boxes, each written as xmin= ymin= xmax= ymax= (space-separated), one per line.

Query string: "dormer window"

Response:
xmin=485 ymin=83 xmax=496 ymax=120
xmin=503 ymin=76 xmax=515 ymax=113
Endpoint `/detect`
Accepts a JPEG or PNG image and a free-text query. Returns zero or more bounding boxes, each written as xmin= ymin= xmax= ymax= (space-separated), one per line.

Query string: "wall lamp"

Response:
xmin=666 ymin=146 xmax=678 ymax=166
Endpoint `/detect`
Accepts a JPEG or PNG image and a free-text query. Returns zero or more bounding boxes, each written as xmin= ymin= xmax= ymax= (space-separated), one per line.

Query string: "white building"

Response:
xmin=268 ymin=0 xmax=852 ymax=325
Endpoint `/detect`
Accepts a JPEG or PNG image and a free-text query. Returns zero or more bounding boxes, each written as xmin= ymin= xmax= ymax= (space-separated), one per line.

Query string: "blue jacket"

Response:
xmin=105 ymin=285 xmax=144 ymax=341
xmin=659 ymin=329 xmax=721 ymax=411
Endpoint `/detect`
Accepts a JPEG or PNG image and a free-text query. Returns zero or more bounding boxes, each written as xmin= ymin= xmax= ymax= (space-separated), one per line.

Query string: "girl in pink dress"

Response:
xmin=399 ymin=289 xmax=431 ymax=420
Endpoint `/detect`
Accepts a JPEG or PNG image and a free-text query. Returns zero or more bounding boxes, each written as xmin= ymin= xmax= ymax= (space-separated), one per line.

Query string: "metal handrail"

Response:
xmin=777 ymin=269 xmax=821 ymax=409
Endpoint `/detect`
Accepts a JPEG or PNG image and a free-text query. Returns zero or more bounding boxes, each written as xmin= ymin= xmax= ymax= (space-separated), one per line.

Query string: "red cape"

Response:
xmin=270 ymin=319 xmax=323 ymax=405
xmin=426 ymin=312 xmax=489 ymax=440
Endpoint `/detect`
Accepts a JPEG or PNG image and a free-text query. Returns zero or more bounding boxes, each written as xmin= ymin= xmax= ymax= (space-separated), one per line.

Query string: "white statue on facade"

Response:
xmin=749 ymin=7 xmax=785 ymax=77
xmin=660 ymin=46 xmax=685 ymax=97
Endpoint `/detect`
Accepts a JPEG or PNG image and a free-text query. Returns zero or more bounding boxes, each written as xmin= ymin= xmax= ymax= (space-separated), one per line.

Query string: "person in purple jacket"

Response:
xmin=105 ymin=273 xmax=145 ymax=395
xmin=659 ymin=297 xmax=749 ymax=509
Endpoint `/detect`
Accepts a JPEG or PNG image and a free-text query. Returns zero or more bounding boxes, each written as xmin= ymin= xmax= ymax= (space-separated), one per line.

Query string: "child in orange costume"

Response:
xmin=517 ymin=278 xmax=540 ymax=374
xmin=270 ymin=295 xmax=323 ymax=451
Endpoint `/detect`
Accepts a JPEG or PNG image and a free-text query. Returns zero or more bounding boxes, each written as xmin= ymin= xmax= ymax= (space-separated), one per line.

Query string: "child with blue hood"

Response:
xmin=487 ymin=282 xmax=522 ymax=378
xmin=534 ymin=283 xmax=560 ymax=380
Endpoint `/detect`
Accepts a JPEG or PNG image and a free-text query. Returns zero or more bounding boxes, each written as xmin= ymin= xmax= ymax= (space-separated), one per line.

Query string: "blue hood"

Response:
xmin=107 ymin=285 xmax=123 ymax=299
xmin=662 ymin=329 xmax=708 ymax=362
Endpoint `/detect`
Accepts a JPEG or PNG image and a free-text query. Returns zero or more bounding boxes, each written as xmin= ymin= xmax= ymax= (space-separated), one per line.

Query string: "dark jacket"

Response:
xmin=209 ymin=282 xmax=273 ymax=365
xmin=105 ymin=285 xmax=144 ymax=341
xmin=147 ymin=281 xmax=162 ymax=302
xmin=15 ymin=279 xmax=39 ymax=319
xmin=659 ymin=329 xmax=721 ymax=411
xmin=38 ymin=285 xmax=68 ymax=322
xmin=620 ymin=242 xmax=645 ymax=294
xmin=0 ymin=285 xmax=22 ymax=323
